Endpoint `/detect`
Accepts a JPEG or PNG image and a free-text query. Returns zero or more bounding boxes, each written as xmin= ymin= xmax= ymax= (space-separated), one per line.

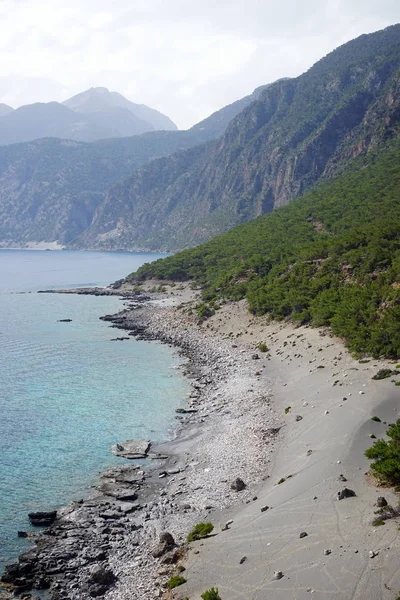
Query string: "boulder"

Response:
xmin=111 ymin=439 xmax=151 ymax=459
xmin=28 ymin=511 xmax=57 ymax=526
xmin=376 ymin=496 xmax=388 ymax=507
xmin=337 ymin=488 xmax=356 ymax=500
xmin=231 ymin=477 xmax=246 ymax=492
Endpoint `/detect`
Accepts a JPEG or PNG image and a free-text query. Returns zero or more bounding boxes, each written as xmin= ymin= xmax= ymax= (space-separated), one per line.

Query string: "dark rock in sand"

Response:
xmin=18 ymin=531 xmax=28 ymax=538
xmin=57 ymin=319 xmax=72 ymax=322
xmin=299 ymin=532 xmax=308 ymax=538
xmin=231 ymin=477 xmax=246 ymax=492
xmin=376 ymin=496 xmax=388 ymax=507
xmin=28 ymin=511 xmax=57 ymax=526
xmin=337 ymin=488 xmax=356 ymax=500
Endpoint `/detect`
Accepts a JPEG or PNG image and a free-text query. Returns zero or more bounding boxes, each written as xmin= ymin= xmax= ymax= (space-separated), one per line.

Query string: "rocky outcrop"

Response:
xmin=75 ymin=25 xmax=400 ymax=252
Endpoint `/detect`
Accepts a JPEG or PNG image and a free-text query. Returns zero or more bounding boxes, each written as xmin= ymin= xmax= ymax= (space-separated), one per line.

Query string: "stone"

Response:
xmin=111 ymin=439 xmax=151 ymax=459
xmin=260 ymin=505 xmax=269 ymax=513
xmin=57 ymin=319 xmax=72 ymax=322
xmin=376 ymin=496 xmax=388 ymax=508
xmin=159 ymin=532 xmax=175 ymax=546
xmin=18 ymin=531 xmax=28 ymax=538
xmin=239 ymin=556 xmax=247 ymax=564
xmin=273 ymin=571 xmax=283 ymax=580
xmin=324 ymin=549 xmax=331 ymax=556
xmin=231 ymin=477 xmax=246 ymax=492
xmin=299 ymin=532 xmax=308 ymax=538
xmin=295 ymin=415 xmax=303 ymax=421
xmin=337 ymin=488 xmax=356 ymax=500
xmin=252 ymin=354 xmax=260 ymax=360
xmin=28 ymin=511 xmax=57 ymax=526
xmin=338 ymin=474 xmax=347 ymax=482
xmin=369 ymin=550 xmax=377 ymax=558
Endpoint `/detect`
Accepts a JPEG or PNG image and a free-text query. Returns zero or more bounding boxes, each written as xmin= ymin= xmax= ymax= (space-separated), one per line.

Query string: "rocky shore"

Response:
xmin=1 ymin=290 xmax=282 ymax=600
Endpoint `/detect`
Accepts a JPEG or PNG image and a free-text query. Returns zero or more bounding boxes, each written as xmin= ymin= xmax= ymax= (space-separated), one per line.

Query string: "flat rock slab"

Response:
xmin=111 ymin=439 xmax=151 ymax=459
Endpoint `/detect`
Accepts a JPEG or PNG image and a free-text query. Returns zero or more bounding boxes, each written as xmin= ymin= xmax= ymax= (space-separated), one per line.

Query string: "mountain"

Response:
xmin=0 ymin=89 xmax=176 ymax=146
xmin=75 ymin=24 xmax=400 ymax=252
xmin=0 ymin=87 xmax=263 ymax=247
xmin=63 ymin=87 xmax=177 ymax=131
xmin=0 ymin=103 xmax=13 ymax=117
xmin=130 ymin=139 xmax=400 ymax=358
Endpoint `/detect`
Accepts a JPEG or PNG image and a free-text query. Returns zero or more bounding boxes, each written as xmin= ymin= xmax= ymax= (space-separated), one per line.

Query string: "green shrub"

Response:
xmin=371 ymin=416 xmax=381 ymax=422
xmin=372 ymin=368 xmax=399 ymax=380
xmin=371 ymin=518 xmax=385 ymax=526
xmin=277 ymin=477 xmax=286 ymax=485
xmin=258 ymin=343 xmax=268 ymax=352
xmin=201 ymin=588 xmax=221 ymax=600
xmin=365 ymin=419 xmax=400 ymax=485
xmin=284 ymin=406 xmax=291 ymax=414
xmin=168 ymin=575 xmax=187 ymax=590
xmin=187 ymin=522 xmax=214 ymax=542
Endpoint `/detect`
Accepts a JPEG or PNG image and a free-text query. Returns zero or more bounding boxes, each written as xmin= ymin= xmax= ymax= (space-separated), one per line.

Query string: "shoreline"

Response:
xmin=2 ymin=284 xmax=400 ymax=599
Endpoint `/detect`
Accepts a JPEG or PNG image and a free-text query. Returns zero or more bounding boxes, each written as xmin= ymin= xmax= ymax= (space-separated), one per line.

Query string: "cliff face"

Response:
xmin=76 ymin=25 xmax=400 ymax=251
xmin=0 ymin=88 xmax=262 ymax=247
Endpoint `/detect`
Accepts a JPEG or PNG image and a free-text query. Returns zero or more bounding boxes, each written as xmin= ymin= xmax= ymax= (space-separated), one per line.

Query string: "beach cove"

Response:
xmin=3 ymin=279 xmax=400 ymax=600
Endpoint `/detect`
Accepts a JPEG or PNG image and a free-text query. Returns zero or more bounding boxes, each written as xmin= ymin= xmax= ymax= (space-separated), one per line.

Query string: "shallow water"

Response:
xmin=0 ymin=250 xmax=188 ymax=571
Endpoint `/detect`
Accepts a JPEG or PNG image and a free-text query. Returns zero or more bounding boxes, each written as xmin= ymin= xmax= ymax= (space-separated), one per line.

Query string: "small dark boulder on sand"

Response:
xmin=337 ymin=488 xmax=356 ymax=500
xmin=28 ymin=511 xmax=57 ymax=526
xmin=17 ymin=531 xmax=28 ymax=538
xmin=376 ymin=496 xmax=388 ymax=507
xmin=58 ymin=319 xmax=72 ymax=322
xmin=231 ymin=477 xmax=246 ymax=492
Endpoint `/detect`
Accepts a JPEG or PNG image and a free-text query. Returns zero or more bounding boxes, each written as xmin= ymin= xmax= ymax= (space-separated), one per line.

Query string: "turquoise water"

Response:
xmin=0 ymin=250 xmax=188 ymax=572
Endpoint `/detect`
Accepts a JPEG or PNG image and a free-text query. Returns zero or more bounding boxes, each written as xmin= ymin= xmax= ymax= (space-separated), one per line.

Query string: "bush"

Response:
xmin=168 ymin=575 xmax=187 ymax=590
xmin=365 ymin=419 xmax=400 ymax=485
xmin=201 ymin=588 xmax=222 ymax=600
xmin=371 ymin=416 xmax=381 ymax=422
xmin=258 ymin=343 xmax=268 ymax=352
xmin=372 ymin=368 xmax=399 ymax=380
xmin=187 ymin=522 xmax=214 ymax=542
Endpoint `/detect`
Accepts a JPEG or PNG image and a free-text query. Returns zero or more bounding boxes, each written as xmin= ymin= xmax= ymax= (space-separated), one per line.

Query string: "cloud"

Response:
xmin=0 ymin=0 xmax=399 ymax=127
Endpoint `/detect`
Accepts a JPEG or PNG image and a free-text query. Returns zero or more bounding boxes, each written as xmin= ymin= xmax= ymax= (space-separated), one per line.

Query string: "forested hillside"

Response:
xmin=0 ymin=87 xmax=262 ymax=247
xmin=77 ymin=25 xmax=400 ymax=252
xmin=131 ymin=141 xmax=400 ymax=358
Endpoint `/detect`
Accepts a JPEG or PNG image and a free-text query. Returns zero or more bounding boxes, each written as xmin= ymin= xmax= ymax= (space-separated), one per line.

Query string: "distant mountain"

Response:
xmin=75 ymin=24 xmax=400 ymax=252
xmin=0 ymin=103 xmax=13 ymax=117
xmin=0 ymin=88 xmax=177 ymax=145
xmin=0 ymin=86 xmax=263 ymax=247
xmin=63 ymin=87 xmax=177 ymax=131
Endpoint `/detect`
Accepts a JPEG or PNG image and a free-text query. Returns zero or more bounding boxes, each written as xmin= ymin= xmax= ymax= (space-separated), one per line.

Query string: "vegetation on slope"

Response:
xmin=80 ymin=25 xmax=400 ymax=251
xmin=365 ymin=419 xmax=400 ymax=485
xmin=131 ymin=142 xmax=400 ymax=358
xmin=0 ymin=87 xmax=263 ymax=247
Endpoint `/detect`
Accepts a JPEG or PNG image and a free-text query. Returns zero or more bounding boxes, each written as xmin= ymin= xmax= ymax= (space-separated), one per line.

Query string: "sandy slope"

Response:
xmin=174 ymin=300 xmax=400 ymax=600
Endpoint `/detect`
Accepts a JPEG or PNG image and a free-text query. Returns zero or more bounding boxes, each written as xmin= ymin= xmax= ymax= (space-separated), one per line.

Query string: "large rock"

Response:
xmin=231 ymin=478 xmax=246 ymax=492
xmin=28 ymin=511 xmax=57 ymax=526
xmin=337 ymin=488 xmax=356 ymax=500
xmin=111 ymin=439 xmax=151 ymax=459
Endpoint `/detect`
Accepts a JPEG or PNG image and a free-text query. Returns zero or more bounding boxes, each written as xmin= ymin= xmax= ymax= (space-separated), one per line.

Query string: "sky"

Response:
xmin=0 ymin=0 xmax=399 ymax=129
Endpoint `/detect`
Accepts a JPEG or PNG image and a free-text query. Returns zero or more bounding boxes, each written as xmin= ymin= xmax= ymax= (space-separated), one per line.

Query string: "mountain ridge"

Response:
xmin=0 ymin=86 xmax=264 ymax=247
xmin=74 ymin=24 xmax=400 ymax=252
xmin=0 ymin=88 xmax=177 ymax=146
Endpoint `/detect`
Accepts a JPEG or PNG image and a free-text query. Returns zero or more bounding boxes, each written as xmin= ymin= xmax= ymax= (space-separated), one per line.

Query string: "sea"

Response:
xmin=0 ymin=249 xmax=188 ymax=574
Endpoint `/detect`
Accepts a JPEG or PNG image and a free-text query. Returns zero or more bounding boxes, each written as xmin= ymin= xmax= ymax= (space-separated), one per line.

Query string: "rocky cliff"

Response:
xmin=75 ymin=24 xmax=400 ymax=251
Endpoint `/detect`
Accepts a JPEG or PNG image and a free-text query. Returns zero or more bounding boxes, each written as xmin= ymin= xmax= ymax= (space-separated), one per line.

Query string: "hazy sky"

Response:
xmin=0 ymin=0 xmax=399 ymax=129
